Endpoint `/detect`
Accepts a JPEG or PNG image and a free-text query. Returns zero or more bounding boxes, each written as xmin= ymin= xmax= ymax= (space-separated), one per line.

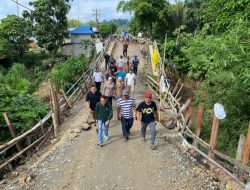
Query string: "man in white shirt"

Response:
xmin=93 ymin=67 xmax=103 ymax=92
xmin=125 ymin=69 xmax=136 ymax=97
xmin=117 ymin=55 xmax=125 ymax=71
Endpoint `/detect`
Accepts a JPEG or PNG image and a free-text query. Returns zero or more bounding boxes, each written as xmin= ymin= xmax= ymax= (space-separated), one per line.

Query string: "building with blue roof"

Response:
xmin=61 ymin=26 xmax=99 ymax=58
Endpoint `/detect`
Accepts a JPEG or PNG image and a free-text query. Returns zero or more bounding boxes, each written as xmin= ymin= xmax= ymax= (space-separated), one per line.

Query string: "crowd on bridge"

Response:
xmin=85 ymin=44 xmax=159 ymax=150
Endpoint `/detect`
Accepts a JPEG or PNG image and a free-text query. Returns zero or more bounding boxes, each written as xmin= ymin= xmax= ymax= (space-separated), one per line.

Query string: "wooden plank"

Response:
xmin=174 ymin=84 xmax=183 ymax=99
xmin=242 ymin=122 xmax=250 ymax=165
xmin=193 ymin=104 xmax=203 ymax=147
xmin=180 ymin=106 xmax=193 ymax=134
xmin=184 ymin=131 xmax=250 ymax=174
xmin=236 ymin=134 xmax=246 ymax=162
xmin=208 ymin=115 xmax=220 ymax=158
xmin=60 ymin=89 xmax=72 ymax=109
xmin=172 ymin=79 xmax=181 ymax=95
xmin=0 ymin=127 xmax=52 ymax=171
xmin=2 ymin=112 xmax=23 ymax=153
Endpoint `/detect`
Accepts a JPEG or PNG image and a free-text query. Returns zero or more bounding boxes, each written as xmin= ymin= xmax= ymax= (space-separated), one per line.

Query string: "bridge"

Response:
xmin=0 ymin=36 xmax=249 ymax=190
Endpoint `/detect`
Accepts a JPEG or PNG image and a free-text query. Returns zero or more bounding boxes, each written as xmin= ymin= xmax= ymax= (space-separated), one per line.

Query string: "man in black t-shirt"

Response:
xmin=136 ymin=91 xmax=158 ymax=149
xmin=86 ymin=85 xmax=102 ymax=122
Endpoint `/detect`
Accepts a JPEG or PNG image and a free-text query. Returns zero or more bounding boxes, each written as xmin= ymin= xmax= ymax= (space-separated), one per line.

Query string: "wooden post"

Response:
xmin=242 ymin=122 xmax=250 ymax=165
xmin=2 ymin=112 xmax=22 ymax=152
xmin=50 ymin=81 xmax=60 ymax=138
xmin=60 ymin=89 xmax=72 ymax=109
xmin=1 ymin=155 xmax=12 ymax=171
xmin=40 ymin=119 xmax=45 ymax=135
xmin=172 ymin=79 xmax=180 ymax=95
xmin=180 ymin=106 xmax=193 ymax=134
xmin=208 ymin=115 xmax=220 ymax=158
xmin=236 ymin=134 xmax=246 ymax=162
xmin=193 ymin=104 xmax=203 ymax=147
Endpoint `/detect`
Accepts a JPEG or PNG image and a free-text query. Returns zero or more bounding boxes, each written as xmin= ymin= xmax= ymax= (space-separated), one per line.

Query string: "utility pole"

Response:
xmin=16 ymin=0 xmax=19 ymax=16
xmin=92 ymin=9 xmax=101 ymax=30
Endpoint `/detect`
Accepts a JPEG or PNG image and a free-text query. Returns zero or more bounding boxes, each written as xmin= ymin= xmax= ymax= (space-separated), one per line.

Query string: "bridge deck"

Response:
xmin=2 ymin=42 xmax=218 ymax=190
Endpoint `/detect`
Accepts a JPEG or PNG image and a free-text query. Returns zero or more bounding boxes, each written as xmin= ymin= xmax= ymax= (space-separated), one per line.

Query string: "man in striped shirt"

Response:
xmin=117 ymin=89 xmax=136 ymax=142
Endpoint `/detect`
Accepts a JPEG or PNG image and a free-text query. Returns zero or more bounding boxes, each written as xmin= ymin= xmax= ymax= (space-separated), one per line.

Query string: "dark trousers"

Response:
xmin=123 ymin=50 xmax=127 ymax=57
xmin=105 ymin=61 xmax=108 ymax=71
xmin=95 ymin=82 xmax=101 ymax=92
xmin=107 ymin=96 xmax=112 ymax=106
xmin=133 ymin=67 xmax=138 ymax=75
xmin=121 ymin=117 xmax=133 ymax=139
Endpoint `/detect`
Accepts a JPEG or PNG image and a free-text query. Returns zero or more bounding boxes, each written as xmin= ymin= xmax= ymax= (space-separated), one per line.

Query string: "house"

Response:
xmin=61 ymin=26 xmax=98 ymax=58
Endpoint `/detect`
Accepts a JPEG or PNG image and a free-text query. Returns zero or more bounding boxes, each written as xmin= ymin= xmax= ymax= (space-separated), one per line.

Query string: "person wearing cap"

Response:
xmin=117 ymin=89 xmax=136 ymax=142
xmin=103 ymin=77 xmax=115 ymax=106
xmin=125 ymin=69 xmax=136 ymax=97
xmin=95 ymin=96 xmax=113 ymax=146
xmin=116 ymin=67 xmax=126 ymax=82
xmin=136 ymin=91 xmax=158 ymax=149
xmin=104 ymin=52 xmax=110 ymax=71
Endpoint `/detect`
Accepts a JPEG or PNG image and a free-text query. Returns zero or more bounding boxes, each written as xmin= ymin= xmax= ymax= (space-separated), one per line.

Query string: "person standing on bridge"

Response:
xmin=118 ymin=55 xmax=126 ymax=71
xmin=86 ymin=85 xmax=102 ymax=128
xmin=136 ymin=91 xmax=158 ymax=150
xmin=103 ymin=77 xmax=115 ymax=106
xmin=125 ymin=69 xmax=136 ymax=97
xmin=92 ymin=67 xmax=103 ymax=92
xmin=132 ymin=55 xmax=140 ymax=75
xmin=117 ymin=89 xmax=136 ymax=142
xmin=95 ymin=96 xmax=113 ymax=146
xmin=123 ymin=42 xmax=128 ymax=57
xmin=104 ymin=52 xmax=110 ymax=71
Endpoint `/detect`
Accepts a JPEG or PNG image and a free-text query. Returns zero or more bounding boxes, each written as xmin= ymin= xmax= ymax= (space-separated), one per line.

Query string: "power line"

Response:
xmin=10 ymin=0 xmax=33 ymax=13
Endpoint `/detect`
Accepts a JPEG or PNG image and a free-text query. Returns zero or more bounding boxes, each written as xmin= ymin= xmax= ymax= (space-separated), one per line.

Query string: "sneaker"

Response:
xmin=104 ymin=137 xmax=110 ymax=141
xmin=151 ymin=145 xmax=155 ymax=150
xmin=123 ymin=138 xmax=128 ymax=142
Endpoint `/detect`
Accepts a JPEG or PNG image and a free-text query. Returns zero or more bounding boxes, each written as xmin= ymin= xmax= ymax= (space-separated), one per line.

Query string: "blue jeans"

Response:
xmin=98 ymin=120 xmax=109 ymax=144
xmin=141 ymin=121 xmax=156 ymax=145
xmin=121 ymin=117 xmax=133 ymax=139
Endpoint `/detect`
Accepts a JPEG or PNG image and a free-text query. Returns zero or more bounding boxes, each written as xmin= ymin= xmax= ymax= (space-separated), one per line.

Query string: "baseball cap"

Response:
xmin=144 ymin=91 xmax=152 ymax=98
xmin=118 ymin=67 xmax=122 ymax=71
xmin=122 ymin=89 xmax=129 ymax=96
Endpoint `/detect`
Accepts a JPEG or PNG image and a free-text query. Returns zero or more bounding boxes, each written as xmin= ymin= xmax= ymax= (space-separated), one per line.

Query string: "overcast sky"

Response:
xmin=0 ymin=0 xmax=175 ymax=22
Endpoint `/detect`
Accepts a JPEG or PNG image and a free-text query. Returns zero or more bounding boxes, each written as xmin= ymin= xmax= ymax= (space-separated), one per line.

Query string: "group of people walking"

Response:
xmin=86 ymin=47 xmax=158 ymax=149
xmin=86 ymin=86 xmax=158 ymax=149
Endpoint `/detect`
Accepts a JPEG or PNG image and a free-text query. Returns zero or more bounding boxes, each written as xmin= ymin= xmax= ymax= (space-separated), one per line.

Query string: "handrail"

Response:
xmin=0 ymin=36 xmax=113 ymax=169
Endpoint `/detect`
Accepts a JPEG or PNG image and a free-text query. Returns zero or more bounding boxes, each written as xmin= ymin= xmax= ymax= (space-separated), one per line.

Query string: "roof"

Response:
xmin=70 ymin=26 xmax=97 ymax=35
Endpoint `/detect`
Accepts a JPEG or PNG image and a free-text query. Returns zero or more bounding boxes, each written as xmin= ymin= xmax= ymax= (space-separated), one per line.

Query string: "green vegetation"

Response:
xmin=0 ymin=15 xmax=32 ymax=62
xmin=0 ymin=64 xmax=48 ymax=142
xmin=50 ymin=57 xmax=90 ymax=91
xmin=99 ymin=22 xmax=118 ymax=38
xmin=23 ymin=0 xmax=71 ymax=63
xmin=119 ymin=0 xmax=250 ymax=157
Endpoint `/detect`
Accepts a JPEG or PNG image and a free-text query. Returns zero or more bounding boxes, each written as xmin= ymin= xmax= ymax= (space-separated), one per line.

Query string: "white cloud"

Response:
xmin=0 ymin=0 xmax=175 ymax=21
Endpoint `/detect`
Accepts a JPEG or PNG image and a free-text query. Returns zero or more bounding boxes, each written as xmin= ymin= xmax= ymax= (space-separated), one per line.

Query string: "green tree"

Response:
xmin=202 ymin=0 xmax=250 ymax=33
xmin=68 ymin=19 xmax=81 ymax=28
xmin=99 ymin=23 xmax=118 ymax=37
xmin=0 ymin=15 xmax=32 ymax=61
xmin=117 ymin=0 xmax=171 ymax=40
xmin=23 ymin=0 xmax=72 ymax=63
